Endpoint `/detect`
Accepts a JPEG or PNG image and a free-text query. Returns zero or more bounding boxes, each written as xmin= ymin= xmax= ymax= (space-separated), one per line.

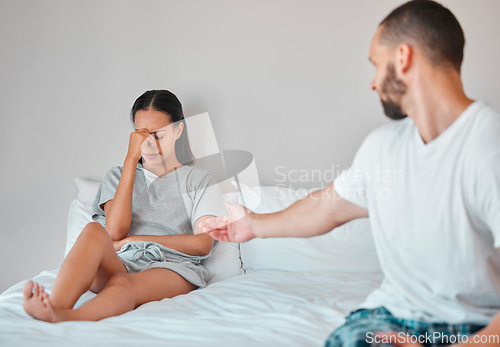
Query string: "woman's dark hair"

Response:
xmin=130 ymin=90 xmax=195 ymax=166
xmin=379 ymin=0 xmax=465 ymax=72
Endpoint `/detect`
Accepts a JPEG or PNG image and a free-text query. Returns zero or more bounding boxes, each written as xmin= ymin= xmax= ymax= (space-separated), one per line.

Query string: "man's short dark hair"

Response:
xmin=379 ymin=0 xmax=465 ymax=72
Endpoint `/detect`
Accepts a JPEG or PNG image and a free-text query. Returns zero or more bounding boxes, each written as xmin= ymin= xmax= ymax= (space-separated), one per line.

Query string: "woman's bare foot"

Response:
xmin=23 ymin=281 xmax=68 ymax=322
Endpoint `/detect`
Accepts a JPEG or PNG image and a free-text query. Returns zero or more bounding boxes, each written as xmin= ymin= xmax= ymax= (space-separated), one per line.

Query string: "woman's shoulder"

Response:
xmin=99 ymin=166 xmax=124 ymax=187
xmin=181 ymin=165 xmax=217 ymax=188
xmin=106 ymin=163 xmax=143 ymax=176
xmin=105 ymin=165 xmax=124 ymax=177
xmin=103 ymin=164 xmax=142 ymax=182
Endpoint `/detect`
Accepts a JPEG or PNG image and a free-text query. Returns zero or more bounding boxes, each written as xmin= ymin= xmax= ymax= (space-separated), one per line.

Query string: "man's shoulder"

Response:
xmin=348 ymin=119 xmax=413 ymax=166
xmin=466 ymin=101 xmax=500 ymax=164
xmin=477 ymin=100 xmax=500 ymax=118
xmin=363 ymin=118 xmax=413 ymax=146
xmin=473 ymin=101 xmax=500 ymax=133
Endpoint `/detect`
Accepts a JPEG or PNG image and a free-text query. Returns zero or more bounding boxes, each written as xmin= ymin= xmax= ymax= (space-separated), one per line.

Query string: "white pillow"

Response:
xmin=64 ymin=178 xmax=100 ymax=257
xmin=234 ymin=182 xmax=381 ymax=273
xmin=65 ymin=199 xmax=94 ymax=257
xmin=66 ymin=178 xmax=243 ymax=285
xmin=74 ymin=177 xmax=101 ymax=204
xmin=201 ymin=192 xmax=243 ymax=283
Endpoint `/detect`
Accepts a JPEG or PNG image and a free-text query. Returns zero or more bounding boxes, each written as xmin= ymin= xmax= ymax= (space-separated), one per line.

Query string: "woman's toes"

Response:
xmin=23 ymin=281 xmax=34 ymax=299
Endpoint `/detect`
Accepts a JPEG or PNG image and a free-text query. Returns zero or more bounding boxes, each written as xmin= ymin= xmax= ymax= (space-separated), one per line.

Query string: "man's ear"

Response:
xmin=397 ymin=43 xmax=413 ymax=74
xmin=175 ymin=122 xmax=184 ymax=140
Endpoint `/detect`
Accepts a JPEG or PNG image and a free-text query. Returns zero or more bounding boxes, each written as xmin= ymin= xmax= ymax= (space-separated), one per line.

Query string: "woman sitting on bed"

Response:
xmin=22 ymin=89 xmax=226 ymax=322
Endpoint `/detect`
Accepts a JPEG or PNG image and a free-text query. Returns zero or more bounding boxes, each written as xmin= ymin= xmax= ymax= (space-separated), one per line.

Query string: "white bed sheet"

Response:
xmin=0 ymin=269 xmax=382 ymax=346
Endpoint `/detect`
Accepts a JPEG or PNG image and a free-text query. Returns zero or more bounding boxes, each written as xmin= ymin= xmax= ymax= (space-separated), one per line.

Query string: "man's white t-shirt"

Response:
xmin=334 ymin=101 xmax=500 ymax=324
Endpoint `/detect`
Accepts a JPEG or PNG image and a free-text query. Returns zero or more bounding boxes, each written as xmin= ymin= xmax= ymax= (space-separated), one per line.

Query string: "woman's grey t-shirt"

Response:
xmin=91 ymin=164 xmax=227 ymax=237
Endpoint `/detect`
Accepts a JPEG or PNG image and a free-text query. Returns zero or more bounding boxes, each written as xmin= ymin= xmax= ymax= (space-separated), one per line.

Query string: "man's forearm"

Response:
xmin=253 ymin=183 xmax=352 ymax=238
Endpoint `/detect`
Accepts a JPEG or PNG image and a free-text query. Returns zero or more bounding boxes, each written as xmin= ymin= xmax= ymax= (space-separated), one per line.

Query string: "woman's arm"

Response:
xmin=104 ymin=129 xmax=151 ymax=240
xmin=113 ymin=215 xmax=215 ymax=256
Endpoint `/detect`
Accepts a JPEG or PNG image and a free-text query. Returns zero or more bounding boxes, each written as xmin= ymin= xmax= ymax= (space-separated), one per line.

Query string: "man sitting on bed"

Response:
xmin=201 ymin=0 xmax=500 ymax=346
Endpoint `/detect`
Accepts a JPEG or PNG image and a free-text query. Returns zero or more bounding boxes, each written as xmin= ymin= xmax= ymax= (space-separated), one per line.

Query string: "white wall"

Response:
xmin=0 ymin=0 xmax=499 ymax=292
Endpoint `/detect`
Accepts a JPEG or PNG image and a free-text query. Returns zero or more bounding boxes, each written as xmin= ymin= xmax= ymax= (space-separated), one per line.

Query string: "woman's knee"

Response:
xmin=79 ymin=222 xmax=110 ymax=243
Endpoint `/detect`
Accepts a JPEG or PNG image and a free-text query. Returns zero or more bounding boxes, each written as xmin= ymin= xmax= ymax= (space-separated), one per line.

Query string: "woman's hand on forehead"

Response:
xmin=126 ymin=128 xmax=153 ymax=162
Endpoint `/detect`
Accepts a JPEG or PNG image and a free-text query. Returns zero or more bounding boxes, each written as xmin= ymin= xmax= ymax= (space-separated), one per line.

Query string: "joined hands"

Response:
xmin=200 ymin=202 xmax=258 ymax=243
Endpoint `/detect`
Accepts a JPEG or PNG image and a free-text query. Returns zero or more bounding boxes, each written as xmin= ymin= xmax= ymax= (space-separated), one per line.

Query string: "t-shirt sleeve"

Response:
xmin=475 ymin=152 xmax=500 ymax=248
xmin=91 ymin=166 xmax=122 ymax=227
xmin=333 ymin=132 xmax=378 ymax=209
xmin=188 ymin=171 xmax=227 ymax=229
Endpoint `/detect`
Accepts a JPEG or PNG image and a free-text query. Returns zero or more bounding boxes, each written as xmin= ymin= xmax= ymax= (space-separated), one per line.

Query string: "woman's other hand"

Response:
xmin=112 ymin=240 xmax=122 ymax=252
xmin=112 ymin=236 xmax=130 ymax=252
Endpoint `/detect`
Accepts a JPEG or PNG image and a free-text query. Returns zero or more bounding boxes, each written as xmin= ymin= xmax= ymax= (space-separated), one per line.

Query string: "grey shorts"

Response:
xmin=116 ymin=241 xmax=210 ymax=288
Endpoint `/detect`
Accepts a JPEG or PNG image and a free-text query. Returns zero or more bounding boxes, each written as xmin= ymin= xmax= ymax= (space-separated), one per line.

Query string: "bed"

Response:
xmin=0 ymin=180 xmax=383 ymax=346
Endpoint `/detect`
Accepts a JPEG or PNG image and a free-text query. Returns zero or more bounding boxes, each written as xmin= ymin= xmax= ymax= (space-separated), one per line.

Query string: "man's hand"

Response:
xmin=200 ymin=202 xmax=257 ymax=243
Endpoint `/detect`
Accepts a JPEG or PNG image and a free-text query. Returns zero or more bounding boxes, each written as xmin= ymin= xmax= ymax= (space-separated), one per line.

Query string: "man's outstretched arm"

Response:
xmin=200 ymin=182 xmax=368 ymax=242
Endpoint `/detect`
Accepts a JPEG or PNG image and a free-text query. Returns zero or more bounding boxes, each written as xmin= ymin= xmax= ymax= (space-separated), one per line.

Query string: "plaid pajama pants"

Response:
xmin=325 ymin=307 xmax=485 ymax=347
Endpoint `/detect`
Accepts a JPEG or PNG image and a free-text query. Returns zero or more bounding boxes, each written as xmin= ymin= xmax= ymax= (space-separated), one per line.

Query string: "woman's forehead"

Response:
xmin=135 ymin=109 xmax=172 ymax=129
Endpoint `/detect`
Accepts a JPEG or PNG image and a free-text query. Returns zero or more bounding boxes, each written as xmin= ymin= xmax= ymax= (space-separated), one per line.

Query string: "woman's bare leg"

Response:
xmin=27 ymin=268 xmax=196 ymax=322
xmin=23 ymin=222 xmax=127 ymax=319
xmin=51 ymin=222 xmax=127 ymax=308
